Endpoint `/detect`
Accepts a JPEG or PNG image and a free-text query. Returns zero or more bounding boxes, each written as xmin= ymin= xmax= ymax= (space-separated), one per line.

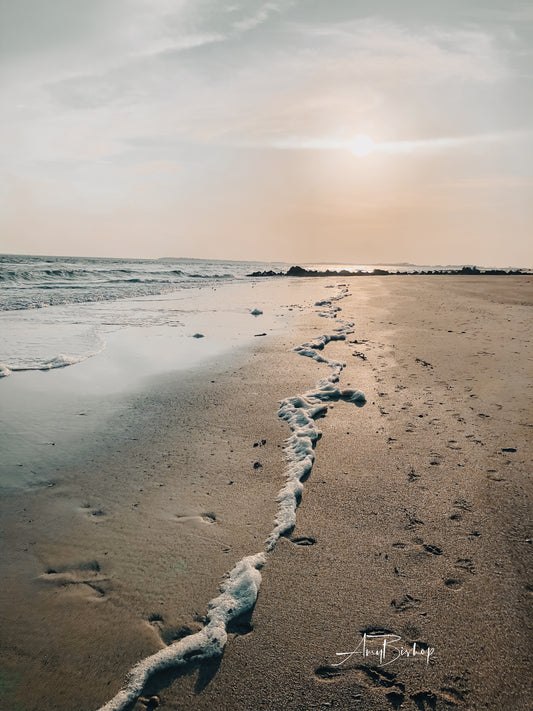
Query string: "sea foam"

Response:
xmin=39 ymin=353 xmax=91 ymax=370
xmin=97 ymin=285 xmax=365 ymax=710
xmin=98 ymin=553 xmax=265 ymax=711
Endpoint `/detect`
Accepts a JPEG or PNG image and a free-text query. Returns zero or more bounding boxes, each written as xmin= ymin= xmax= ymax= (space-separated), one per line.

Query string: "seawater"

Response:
xmin=0 ymin=255 xmax=290 ymax=376
xmin=0 ymin=263 xmax=321 ymax=489
xmin=0 ymin=254 xmax=418 ymax=377
xmin=1 ymin=253 xmax=483 ymax=383
xmin=0 ymin=254 xmax=292 ymax=311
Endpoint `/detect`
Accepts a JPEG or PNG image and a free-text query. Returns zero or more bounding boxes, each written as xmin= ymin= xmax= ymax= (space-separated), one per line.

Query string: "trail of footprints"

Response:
xmin=314 ymin=649 xmax=469 ymax=709
xmin=286 ymin=304 xmax=477 ymax=708
xmin=314 ymin=330 xmax=486 ymax=708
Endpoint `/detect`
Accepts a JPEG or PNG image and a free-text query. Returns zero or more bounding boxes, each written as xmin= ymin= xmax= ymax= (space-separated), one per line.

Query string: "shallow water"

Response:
xmin=0 ymin=278 xmax=315 ymax=489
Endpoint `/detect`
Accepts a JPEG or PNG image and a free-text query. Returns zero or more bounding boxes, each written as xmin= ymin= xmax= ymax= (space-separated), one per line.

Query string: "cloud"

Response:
xmin=232 ymin=2 xmax=284 ymax=31
xmin=376 ymin=131 xmax=531 ymax=154
xmin=242 ymin=129 xmax=532 ymax=156
xmin=290 ymin=18 xmax=509 ymax=84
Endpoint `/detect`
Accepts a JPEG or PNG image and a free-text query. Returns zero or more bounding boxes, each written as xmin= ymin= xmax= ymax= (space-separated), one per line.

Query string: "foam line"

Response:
xmin=99 ymin=553 xmax=265 ymax=711
xmin=267 ymin=295 xmax=364 ymax=550
xmin=96 ymin=285 xmax=365 ymax=710
xmin=2 ymin=342 xmax=107 ymax=378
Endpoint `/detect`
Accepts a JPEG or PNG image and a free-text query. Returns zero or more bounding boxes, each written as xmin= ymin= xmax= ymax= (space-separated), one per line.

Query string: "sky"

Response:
xmin=0 ymin=0 xmax=532 ymax=266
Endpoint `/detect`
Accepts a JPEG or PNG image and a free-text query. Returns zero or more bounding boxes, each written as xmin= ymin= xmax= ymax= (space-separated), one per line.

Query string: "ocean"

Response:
xmin=1 ymin=253 xmax=476 ymax=377
xmin=0 ymin=253 xmax=312 ymax=488
xmin=0 ymin=253 xmax=425 ymax=378
xmin=0 ymin=254 xmax=292 ymax=377
xmin=0 ymin=254 xmax=293 ymax=312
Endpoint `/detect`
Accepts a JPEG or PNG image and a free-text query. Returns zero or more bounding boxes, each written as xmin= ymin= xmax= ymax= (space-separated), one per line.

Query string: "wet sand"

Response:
xmin=0 ymin=276 xmax=531 ymax=711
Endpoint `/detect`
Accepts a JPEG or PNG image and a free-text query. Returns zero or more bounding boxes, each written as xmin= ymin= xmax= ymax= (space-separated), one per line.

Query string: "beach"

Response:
xmin=0 ymin=275 xmax=531 ymax=711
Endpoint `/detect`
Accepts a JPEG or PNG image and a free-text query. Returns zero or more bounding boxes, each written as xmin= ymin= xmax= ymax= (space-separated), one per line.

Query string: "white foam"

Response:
xmin=39 ymin=353 xmax=90 ymax=370
xmin=266 ymin=304 xmax=364 ymax=550
xmin=96 ymin=284 xmax=365 ymax=711
xmin=0 ymin=363 xmax=11 ymax=378
xmin=98 ymin=553 xmax=265 ymax=711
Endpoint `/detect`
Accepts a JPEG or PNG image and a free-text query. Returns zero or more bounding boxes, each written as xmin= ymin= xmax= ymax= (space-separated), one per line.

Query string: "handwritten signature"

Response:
xmin=333 ymin=633 xmax=435 ymax=668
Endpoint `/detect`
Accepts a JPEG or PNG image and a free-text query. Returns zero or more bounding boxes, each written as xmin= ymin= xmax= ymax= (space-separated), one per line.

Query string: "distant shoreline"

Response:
xmin=249 ymin=265 xmax=533 ymax=277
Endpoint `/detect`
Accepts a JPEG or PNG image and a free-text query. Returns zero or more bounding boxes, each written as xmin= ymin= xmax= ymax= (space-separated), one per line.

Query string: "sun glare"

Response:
xmin=350 ymin=134 xmax=375 ymax=157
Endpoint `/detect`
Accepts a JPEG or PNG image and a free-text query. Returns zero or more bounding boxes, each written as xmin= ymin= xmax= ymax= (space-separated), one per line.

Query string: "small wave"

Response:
xmin=43 ymin=269 xmax=93 ymax=278
xmin=186 ymin=273 xmax=235 ymax=279
xmin=0 ymin=270 xmax=39 ymax=282
xmin=0 ymin=256 xmax=288 ymax=312
xmin=0 ymin=266 xmax=185 ymax=281
xmin=38 ymin=354 xmax=89 ymax=370
xmin=5 ymin=342 xmax=107 ymax=376
xmin=6 ymin=354 xmax=89 ymax=373
xmin=0 ymin=268 xmax=183 ymax=284
xmin=0 ymin=268 xmax=98 ymax=282
xmin=122 ymin=278 xmax=176 ymax=284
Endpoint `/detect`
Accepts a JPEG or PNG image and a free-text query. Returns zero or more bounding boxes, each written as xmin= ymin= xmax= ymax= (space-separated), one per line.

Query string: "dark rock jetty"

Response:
xmin=248 ymin=265 xmax=531 ymax=278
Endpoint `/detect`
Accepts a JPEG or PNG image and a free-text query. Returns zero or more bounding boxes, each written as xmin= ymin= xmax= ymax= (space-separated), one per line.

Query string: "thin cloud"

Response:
xmin=288 ymin=18 xmax=509 ymax=84
xmin=261 ymin=130 xmax=531 ymax=154
xmin=232 ymin=2 xmax=284 ymax=32
xmin=376 ymin=131 xmax=531 ymax=154
xmin=131 ymin=33 xmax=227 ymax=58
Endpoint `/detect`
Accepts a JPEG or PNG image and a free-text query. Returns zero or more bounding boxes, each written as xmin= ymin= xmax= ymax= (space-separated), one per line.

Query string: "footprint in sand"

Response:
xmin=314 ymin=662 xmax=407 ymax=708
xmin=410 ymin=690 xmax=446 ymax=710
xmin=90 ymin=509 xmax=106 ymax=517
xmin=411 ymin=685 xmax=468 ymax=709
xmin=405 ymin=512 xmax=424 ymax=530
xmin=80 ymin=503 xmax=106 ymax=519
xmin=314 ymin=662 xmax=400 ymax=689
xmin=447 ymin=441 xmax=462 ymax=450
xmin=290 ymin=536 xmax=316 ymax=546
xmin=148 ymin=616 xmax=204 ymax=645
xmin=454 ymin=558 xmax=476 ymax=575
xmin=391 ymin=594 xmax=421 ymax=613
xmin=39 ymin=560 xmax=108 ymax=598
xmin=391 ymin=540 xmax=444 ymax=558
xmin=453 ymin=498 xmax=472 ymax=512
xmin=487 ymin=469 xmax=506 ymax=482
xmin=407 ymin=467 xmax=420 ymax=482
xmin=175 ymin=513 xmax=216 ymax=524
xmin=422 ymin=543 xmax=443 ymax=556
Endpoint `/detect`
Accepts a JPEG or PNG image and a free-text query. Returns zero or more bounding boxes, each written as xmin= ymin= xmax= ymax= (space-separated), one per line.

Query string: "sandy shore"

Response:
xmin=0 ymin=276 xmax=531 ymax=711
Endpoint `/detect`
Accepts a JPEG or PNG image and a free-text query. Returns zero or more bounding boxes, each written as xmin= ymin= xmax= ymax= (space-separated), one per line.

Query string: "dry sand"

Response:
xmin=0 ymin=276 xmax=531 ymax=711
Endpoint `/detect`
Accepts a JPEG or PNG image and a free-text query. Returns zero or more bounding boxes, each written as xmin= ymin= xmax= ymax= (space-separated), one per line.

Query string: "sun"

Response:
xmin=350 ymin=134 xmax=375 ymax=157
